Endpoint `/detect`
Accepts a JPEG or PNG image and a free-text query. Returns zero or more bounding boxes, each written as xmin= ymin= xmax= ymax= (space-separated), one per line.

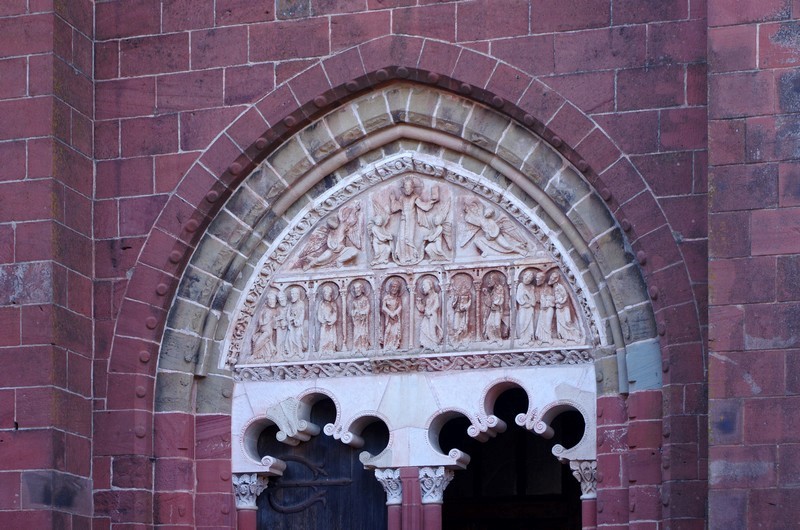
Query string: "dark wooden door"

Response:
xmin=256 ymin=400 xmax=388 ymax=530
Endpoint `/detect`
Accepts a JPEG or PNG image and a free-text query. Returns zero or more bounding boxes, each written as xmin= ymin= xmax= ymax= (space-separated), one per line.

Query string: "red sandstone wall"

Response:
xmin=0 ymin=0 xmax=95 ymax=527
xmin=708 ymin=1 xmax=800 ymax=528
xmin=0 ymin=0 xmax=710 ymax=527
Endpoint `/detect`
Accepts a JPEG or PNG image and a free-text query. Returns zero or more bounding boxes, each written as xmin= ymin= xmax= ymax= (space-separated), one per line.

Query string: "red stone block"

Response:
xmin=628 ymin=485 xmax=662 ymax=521
xmin=484 ymin=64 xmax=531 ymax=107
xmin=710 ymin=350 xmax=785 ymax=401
xmin=54 ymin=142 xmax=93 ymax=197
xmin=709 ymin=257 xmax=776 ymax=306
xmin=596 ymin=487 xmax=629 ymax=525
xmin=456 ymin=0 xmax=528 ymax=41
xmin=191 ymin=26 xmax=248 ymax=70
xmin=709 ymin=0 xmax=790 ymax=26
xmin=154 ymin=492 xmax=194 ymax=525
xmin=777 ymin=255 xmax=800 ymax=301
xmin=555 ymin=26 xmax=646 ymax=74
xmin=155 ymin=458 xmax=194 ymax=492
xmin=574 ymin=128 xmax=619 ymax=175
xmin=595 ymin=110 xmax=659 ymax=155
xmin=709 ymin=398 xmax=742 ymax=445
xmin=632 ymin=152 xmax=693 ymax=197
xmin=612 ymin=0 xmax=687 ymax=23
xmin=321 ymin=48 xmax=365 ymax=91
xmin=196 ymin=459 xmax=233 ymax=493
xmin=96 ymin=0 xmax=160 ymax=40
xmin=287 ymin=64 xmax=332 ymax=109
xmin=311 ymin=0 xmax=363 ymax=15
xmin=0 ymin=14 xmax=52 ymax=58
xmin=138 ymin=229 xmax=190 ymax=277
xmin=195 ymin=414 xmax=232 ymax=460
xmin=687 ymin=63 xmax=707 ymax=106
xmin=0 ymin=0 xmax=25 ymax=16
xmin=393 ymin=4 xmax=454 ymax=42
xmin=227 ymin=108 xmax=270 ymax=154
xmin=744 ymin=302 xmax=800 ymax=350
xmin=198 ymin=133 xmax=247 ymax=182
xmin=112 ymin=455 xmax=153 ymax=489
xmin=709 ymin=25 xmax=757 ymax=73
xmin=157 ymin=69 xmax=224 ymax=113
xmin=597 ymin=395 xmax=628 ymax=425
xmin=492 ymin=35 xmax=555 ymax=78
xmin=417 ymin=39 xmax=460 ymax=78
xmin=96 ymin=157 xmax=154 ymax=199
xmin=154 ymin=412 xmax=195 ymax=458
xmin=121 ymin=114 xmax=179 ymax=157
xmin=277 ymin=59 xmax=318 ymax=86
xmin=174 ymin=164 xmax=220 ymax=218
xmin=0 ymin=429 xmax=59 ymax=470
xmin=120 ymin=33 xmax=190 ymax=77
xmin=96 ymin=78 xmax=157 ymax=121
xmin=710 ymin=443 xmax=777 ymax=487
xmin=747 ymin=489 xmax=798 ymax=529
xmin=779 ymin=161 xmax=800 ymax=207
xmin=746 ymin=114 xmax=800 ymax=162
xmin=216 ymin=0 xmax=275 ymax=25
xmin=179 ymin=106 xmax=243 ymax=152
xmin=451 ymin=49 xmax=497 ymax=91
xmin=330 ymin=11 xmax=390 ymax=53
xmin=545 ymin=103 xmax=594 ymax=153
xmin=93 ymin=410 xmax=153 ymax=457
xmin=359 ymin=35 xmax=423 ymax=74
xmin=752 ymin=207 xmax=800 ymax=255
xmin=626 ymin=448 xmax=662 ymax=484
xmin=709 ymin=71 xmax=775 ymax=119
xmin=709 ymin=211 xmax=750 ymax=259
xmin=661 ymin=107 xmax=707 ymax=151
xmin=112 ymin=297 xmax=167 ymax=341
xmin=708 ymin=304 xmax=744 ymax=353
xmin=94 ymin=41 xmax=119 ymax=81
xmin=618 ymin=192 xmax=665 ymax=240
xmin=533 ymin=0 xmax=610 ymax=31
xmin=94 ymin=120 xmax=120 ymax=160
xmin=655 ymin=300 xmax=702 ymax=345
xmin=627 ymin=390 xmax=663 ymax=421
xmin=627 ymin=420 xmax=663 ymax=449
xmin=0 ymin=470 xmax=21 ymax=509
xmin=94 ymin=237 xmax=145 ymax=280
xmin=708 ymin=119 xmax=745 ymax=166
xmin=94 ymin=489 xmax=153 ymax=524
xmin=156 ymin=152 xmax=199 ymax=194
xmin=545 ymin=70 xmax=614 ymax=115
xmin=0 ymin=57 xmax=26 ymax=100
xmin=0 ymin=97 xmax=53 ymax=141
xmin=760 ymin=21 xmax=800 ymax=68
xmin=617 ymin=65 xmax=684 ymax=111
xmin=368 ymin=0 xmax=414 ymax=7
xmin=163 ymin=0 xmax=214 ymax=32
xmin=648 ymin=19 xmax=706 ymax=65
xmin=709 ymin=163 xmax=778 ymax=212
xmin=194 ymin=492 xmax=235 ymax=527
xmin=250 ymin=18 xmax=329 ymax=62
xmin=0 ymin=140 xmax=26 ymax=182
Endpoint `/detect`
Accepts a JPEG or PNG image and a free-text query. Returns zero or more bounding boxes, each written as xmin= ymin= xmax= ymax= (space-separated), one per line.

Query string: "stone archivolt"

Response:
xmin=228 ymin=153 xmax=594 ymax=372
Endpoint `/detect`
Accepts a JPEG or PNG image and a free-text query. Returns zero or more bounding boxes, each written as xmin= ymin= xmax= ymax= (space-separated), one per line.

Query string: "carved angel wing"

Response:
xmin=496 ymin=215 xmax=528 ymax=250
xmin=342 ymin=201 xmax=363 ymax=249
xmin=295 ymin=224 xmax=330 ymax=264
xmin=458 ymin=200 xmax=482 ymax=248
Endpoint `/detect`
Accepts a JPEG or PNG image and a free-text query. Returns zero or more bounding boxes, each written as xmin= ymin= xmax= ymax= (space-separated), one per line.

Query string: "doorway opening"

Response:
xmin=440 ymin=388 xmax=585 ymax=530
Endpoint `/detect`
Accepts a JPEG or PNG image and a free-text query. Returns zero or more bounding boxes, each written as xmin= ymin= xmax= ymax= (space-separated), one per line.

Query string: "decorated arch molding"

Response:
xmin=145 ymin=80 xmax=664 ymax=501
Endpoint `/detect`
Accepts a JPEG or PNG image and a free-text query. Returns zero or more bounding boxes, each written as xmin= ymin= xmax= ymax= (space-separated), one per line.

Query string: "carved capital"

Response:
xmin=232 ymin=473 xmax=268 ymax=510
xmin=569 ymin=460 xmax=597 ymax=499
xmin=374 ymin=468 xmax=403 ymax=505
xmin=419 ymin=466 xmax=454 ymax=504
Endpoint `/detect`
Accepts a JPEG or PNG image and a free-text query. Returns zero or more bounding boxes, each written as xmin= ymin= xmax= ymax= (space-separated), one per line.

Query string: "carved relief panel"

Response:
xmin=230 ymin=155 xmax=595 ymax=371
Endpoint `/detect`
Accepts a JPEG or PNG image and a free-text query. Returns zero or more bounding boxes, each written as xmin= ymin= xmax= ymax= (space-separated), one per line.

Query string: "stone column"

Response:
xmin=375 ymin=468 xmax=403 ymax=530
xmin=569 ymin=460 xmax=597 ymax=530
xmin=400 ymin=467 xmax=424 ymax=530
xmin=232 ymin=473 xmax=268 ymax=530
xmin=419 ymin=466 xmax=454 ymax=530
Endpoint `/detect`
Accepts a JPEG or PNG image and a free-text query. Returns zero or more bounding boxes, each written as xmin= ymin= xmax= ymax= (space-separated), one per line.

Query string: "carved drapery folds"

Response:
xmin=374 ymin=468 xmax=403 ymax=505
xmin=569 ymin=460 xmax=597 ymax=499
xmin=419 ymin=466 xmax=455 ymax=504
xmin=233 ymin=473 xmax=269 ymax=509
xmin=229 ymin=154 xmax=594 ymax=373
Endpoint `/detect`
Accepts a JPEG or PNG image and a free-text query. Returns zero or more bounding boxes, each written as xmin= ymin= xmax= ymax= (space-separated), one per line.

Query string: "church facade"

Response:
xmin=0 ymin=0 xmax=795 ymax=528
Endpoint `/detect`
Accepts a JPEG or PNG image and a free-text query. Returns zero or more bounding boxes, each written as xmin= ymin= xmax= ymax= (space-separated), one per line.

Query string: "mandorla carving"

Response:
xmin=232 ymin=473 xmax=268 ymax=509
xmin=419 ymin=467 xmax=455 ymax=504
xmin=569 ymin=460 xmax=597 ymax=499
xmin=374 ymin=468 xmax=403 ymax=505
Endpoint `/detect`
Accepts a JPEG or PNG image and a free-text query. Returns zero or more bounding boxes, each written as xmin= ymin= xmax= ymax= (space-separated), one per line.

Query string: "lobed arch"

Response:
xmin=97 ymin=36 xmax=697 ymax=526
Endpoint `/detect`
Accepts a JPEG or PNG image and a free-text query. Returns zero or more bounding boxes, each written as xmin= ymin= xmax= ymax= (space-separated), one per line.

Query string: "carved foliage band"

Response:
xmin=233 ymin=473 xmax=268 ymax=509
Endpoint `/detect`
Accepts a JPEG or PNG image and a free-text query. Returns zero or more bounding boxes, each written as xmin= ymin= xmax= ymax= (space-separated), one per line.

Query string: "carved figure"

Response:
xmin=417 ymin=278 xmax=443 ymax=350
xmin=389 ymin=177 xmax=438 ymax=265
xmin=535 ymin=272 xmax=554 ymax=344
xmin=459 ymin=199 xmax=527 ymax=256
xmin=368 ymin=214 xmax=394 ymax=265
xmin=317 ymin=285 xmax=338 ymax=354
xmin=285 ymin=287 xmax=307 ymax=358
xmin=350 ymin=281 xmax=371 ymax=351
xmin=482 ymin=276 xmax=507 ymax=344
xmin=381 ymin=279 xmax=403 ymax=350
xmin=449 ymin=288 xmax=472 ymax=344
xmin=301 ymin=202 xmax=362 ymax=270
xmin=552 ymin=272 xmax=581 ymax=344
xmin=422 ymin=206 xmax=452 ymax=262
xmin=250 ymin=291 xmax=281 ymax=361
xmin=515 ymin=270 xmax=537 ymax=345
xmin=276 ymin=291 xmax=289 ymax=352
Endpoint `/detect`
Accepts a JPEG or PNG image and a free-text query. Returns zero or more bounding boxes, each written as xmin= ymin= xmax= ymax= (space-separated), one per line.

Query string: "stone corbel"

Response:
xmin=266 ymin=397 xmax=322 ymax=446
xmin=374 ymin=468 xmax=403 ymax=505
xmin=568 ymin=459 xmax=597 ymax=499
xmin=467 ymin=413 xmax=507 ymax=442
xmin=232 ymin=473 xmax=269 ymax=510
xmin=419 ymin=466 xmax=455 ymax=504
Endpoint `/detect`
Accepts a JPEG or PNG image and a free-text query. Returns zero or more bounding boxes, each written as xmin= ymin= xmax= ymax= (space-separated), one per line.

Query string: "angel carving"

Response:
xmin=300 ymin=202 xmax=362 ymax=271
xmin=422 ymin=201 xmax=452 ymax=262
xmin=459 ymin=199 xmax=528 ymax=257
